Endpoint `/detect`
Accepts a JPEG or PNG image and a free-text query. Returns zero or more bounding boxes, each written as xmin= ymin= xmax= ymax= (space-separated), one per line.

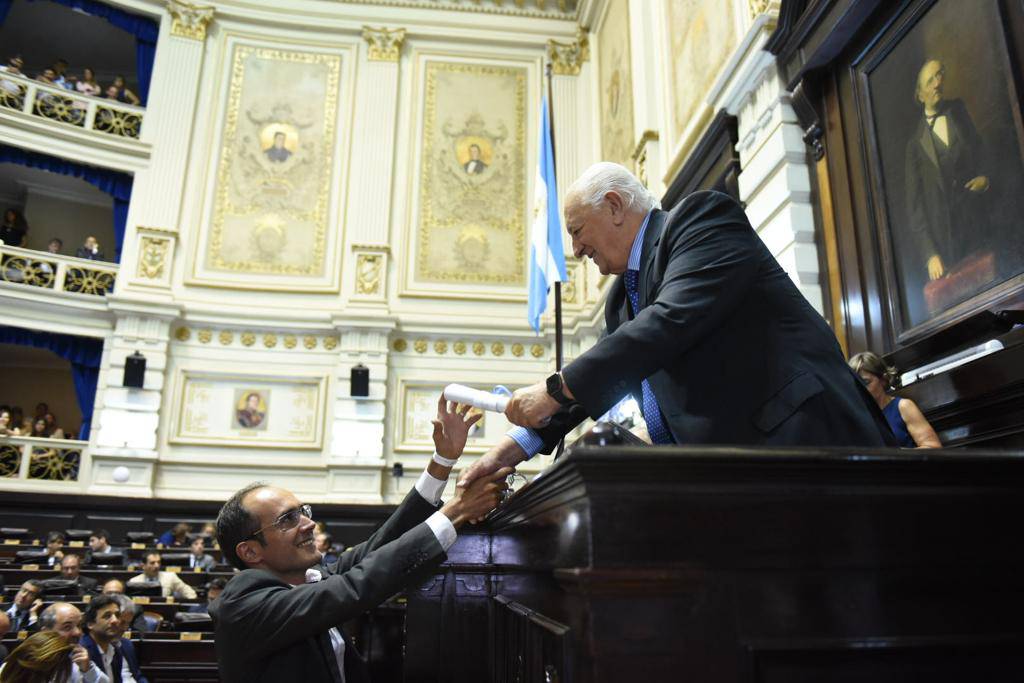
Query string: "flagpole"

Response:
xmin=546 ymin=62 xmax=564 ymax=374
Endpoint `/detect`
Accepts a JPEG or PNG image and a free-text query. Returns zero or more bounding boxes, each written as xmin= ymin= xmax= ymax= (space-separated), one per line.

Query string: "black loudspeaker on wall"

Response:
xmin=350 ymin=364 xmax=369 ymax=397
xmin=123 ymin=351 xmax=146 ymax=389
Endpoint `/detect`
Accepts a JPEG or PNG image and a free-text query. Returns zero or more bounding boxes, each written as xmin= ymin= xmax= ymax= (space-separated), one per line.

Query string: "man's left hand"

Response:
xmin=505 ymin=381 xmax=561 ymax=428
xmin=431 ymin=395 xmax=482 ymax=459
xmin=965 ymin=175 xmax=989 ymax=192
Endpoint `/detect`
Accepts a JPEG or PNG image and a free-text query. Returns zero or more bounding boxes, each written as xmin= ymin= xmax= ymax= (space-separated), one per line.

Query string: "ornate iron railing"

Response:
xmin=0 ymin=72 xmax=144 ymax=140
xmin=0 ymin=435 xmax=84 ymax=482
xmin=0 ymin=244 xmax=117 ymax=297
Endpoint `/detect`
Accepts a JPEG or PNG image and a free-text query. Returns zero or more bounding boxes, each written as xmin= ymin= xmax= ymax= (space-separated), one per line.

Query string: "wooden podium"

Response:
xmin=403 ymin=426 xmax=1024 ymax=682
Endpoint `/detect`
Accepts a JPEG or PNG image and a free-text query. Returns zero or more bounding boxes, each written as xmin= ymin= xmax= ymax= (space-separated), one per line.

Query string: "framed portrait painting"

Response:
xmin=857 ymin=0 xmax=1024 ymax=341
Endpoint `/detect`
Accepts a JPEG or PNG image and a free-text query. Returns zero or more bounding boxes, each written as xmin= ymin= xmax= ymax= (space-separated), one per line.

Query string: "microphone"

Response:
xmin=442 ymin=384 xmax=510 ymax=413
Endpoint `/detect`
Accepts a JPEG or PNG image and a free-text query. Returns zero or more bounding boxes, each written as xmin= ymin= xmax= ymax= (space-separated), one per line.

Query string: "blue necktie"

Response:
xmin=623 ymin=269 xmax=674 ymax=444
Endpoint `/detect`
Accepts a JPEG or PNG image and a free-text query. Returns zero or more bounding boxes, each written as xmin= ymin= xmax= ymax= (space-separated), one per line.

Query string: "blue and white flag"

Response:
xmin=527 ymin=95 xmax=568 ymax=333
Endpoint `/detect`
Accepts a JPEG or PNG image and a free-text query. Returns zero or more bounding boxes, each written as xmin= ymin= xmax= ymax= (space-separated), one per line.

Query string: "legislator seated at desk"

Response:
xmin=462 ymin=163 xmax=896 ymax=486
xmin=127 ymin=553 xmax=196 ymax=600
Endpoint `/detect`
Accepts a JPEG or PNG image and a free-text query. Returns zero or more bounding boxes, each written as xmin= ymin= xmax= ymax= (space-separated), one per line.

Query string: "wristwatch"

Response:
xmin=545 ymin=372 xmax=573 ymax=406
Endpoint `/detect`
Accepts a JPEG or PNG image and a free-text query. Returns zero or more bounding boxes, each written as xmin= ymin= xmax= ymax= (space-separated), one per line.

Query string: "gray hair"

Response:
xmin=111 ymin=594 xmax=134 ymax=613
xmin=37 ymin=604 xmax=61 ymax=631
xmin=565 ymin=162 xmax=660 ymax=213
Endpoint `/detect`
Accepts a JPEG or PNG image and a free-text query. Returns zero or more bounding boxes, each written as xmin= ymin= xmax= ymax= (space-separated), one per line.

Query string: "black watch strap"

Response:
xmin=546 ymin=372 xmax=572 ymax=406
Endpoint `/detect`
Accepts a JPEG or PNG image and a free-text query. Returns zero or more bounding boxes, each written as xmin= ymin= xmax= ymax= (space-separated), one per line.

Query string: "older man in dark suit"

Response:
xmin=210 ymin=398 xmax=510 ymax=683
xmin=461 ymin=162 xmax=896 ymax=484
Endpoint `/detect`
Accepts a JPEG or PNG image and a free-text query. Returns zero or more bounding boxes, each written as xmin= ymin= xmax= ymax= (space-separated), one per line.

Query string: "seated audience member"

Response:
xmin=314 ymin=532 xmax=338 ymax=566
xmin=188 ymin=578 xmax=226 ymax=614
xmin=187 ymin=537 xmax=216 ymax=571
xmin=76 ymin=68 xmax=101 ymax=97
xmin=101 ymin=581 xmax=146 ymax=634
xmin=34 ymin=403 xmax=48 ymax=420
xmin=0 ymin=54 xmax=24 ymax=77
xmin=43 ymin=413 xmax=64 ymax=440
xmin=80 ymin=596 xmax=148 ymax=683
xmin=0 ymin=409 xmax=14 ymax=436
xmin=60 ymin=554 xmax=98 ymax=595
xmin=849 ymin=351 xmax=941 ymax=448
xmin=36 ymin=68 xmax=56 ymax=84
xmin=0 ymin=208 xmax=28 ymax=248
xmin=87 ymin=530 xmax=120 ymax=563
xmin=157 ymin=523 xmax=190 ymax=548
xmin=37 ymin=603 xmax=110 ymax=683
xmin=127 ymin=552 xmax=197 ymax=600
xmin=211 ymin=396 xmax=507 ymax=682
xmin=46 ymin=237 xmax=63 ymax=254
xmin=109 ymin=76 xmax=140 ymax=106
xmin=4 ymin=580 xmax=43 ymax=632
xmin=0 ymin=612 xmax=9 ymax=662
xmin=51 ymin=59 xmax=73 ymax=90
xmin=75 ymin=236 xmax=104 ymax=261
xmin=0 ymin=631 xmax=75 ymax=681
xmin=44 ymin=532 xmax=65 ymax=568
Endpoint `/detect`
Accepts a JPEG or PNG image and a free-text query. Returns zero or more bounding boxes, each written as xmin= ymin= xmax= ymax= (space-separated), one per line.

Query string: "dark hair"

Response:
xmin=48 ymin=237 xmax=62 ymax=247
xmin=318 ymin=532 xmax=333 ymax=545
xmin=45 ymin=531 xmax=65 ymax=545
xmin=143 ymin=551 xmax=161 ymax=563
xmin=91 ymin=529 xmax=110 ymax=542
xmin=21 ymin=579 xmax=42 ymax=593
xmin=216 ymin=482 xmax=268 ymax=570
xmin=83 ymin=595 xmax=119 ymax=628
xmin=207 ymin=577 xmax=227 ymax=591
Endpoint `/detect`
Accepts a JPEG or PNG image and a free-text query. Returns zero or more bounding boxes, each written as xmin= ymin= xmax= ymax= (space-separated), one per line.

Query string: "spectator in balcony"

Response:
xmin=60 ymin=554 xmax=98 ymax=596
xmin=101 ymin=581 xmax=147 ymax=634
xmin=51 ymin=59 xmax=74 ymax=91
xmin=75 ymin=236 xmax=105 ymax=261
xmin=44 ymin=532 xmax=65 ymax=568
xmin=0 ymin=408 xmax=14 ymax=436
xmin=47 ymin=238 xmax=63 ymax=254
xmin=0 ymin=208 xmax=28 ymax=248
xmin=36 ymin=68 xmax=56 ymax=84
xmin=29 ymin=418 xmax=51 ymax=438
xmin=43 ymin=413 xmax=64 ymax=439
xmin=188 ymin=537 xmax=216 ymax=572
xmin=109 ymin=76 xmax=140 ymax=106
xmin=75 ymin=68 xmax=101 ymax=97
xmin=9 ymin=406 xmax=25 ymax=432
xmin=0 ymin=54 xmax=24 ymax=76
xmin=127 ymin=552 xmax=197 ymax=600
xmin=0 ymin=56 xmax=25 ymax=108
xmin=157 ymin=523 xmax=191 ymax=548
xmin=34 ymin=403 xmax=49 ymax=420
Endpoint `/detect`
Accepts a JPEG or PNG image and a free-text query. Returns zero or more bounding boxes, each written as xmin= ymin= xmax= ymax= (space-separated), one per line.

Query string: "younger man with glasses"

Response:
xmin=211 ymin=396 xmax=511 ymax=683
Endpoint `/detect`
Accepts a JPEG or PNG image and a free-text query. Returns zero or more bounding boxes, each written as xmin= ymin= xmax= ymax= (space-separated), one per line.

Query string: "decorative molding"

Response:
xmin=167 ymin=1 xmax=215 ymax=41
xmin=172 ymin=326 xmax=339 ymax=352
xmin=362 ymin=26 xmax=406 ymax=62
xmin=631 ymin=130 xmax=660 ymax=188
xmin=547 ymin=27 xmax=590 ymax=76
xmin=392 ymin=336 xmax=547 ymax=359
xmin=336 ymin=0 xmax=577 ymax=19
xmin=355 ymin=253 xmax=384 ymax=296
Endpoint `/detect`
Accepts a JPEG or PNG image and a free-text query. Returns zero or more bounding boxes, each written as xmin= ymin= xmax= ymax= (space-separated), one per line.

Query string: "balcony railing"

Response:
xmin=0 ymin=435 xmax=84 ymax=482
xmin=0 ymin=72 xmax=144 ymax=140
xmin=0 ymin=244 xmax=117 ymax=297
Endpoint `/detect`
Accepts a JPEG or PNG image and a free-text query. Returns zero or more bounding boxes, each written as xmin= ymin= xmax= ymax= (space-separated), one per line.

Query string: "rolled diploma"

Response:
xmin=443 ymin=384 xmax=509 ymax=413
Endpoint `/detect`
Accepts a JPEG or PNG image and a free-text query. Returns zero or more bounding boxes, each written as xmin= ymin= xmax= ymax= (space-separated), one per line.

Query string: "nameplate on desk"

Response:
xmin=3 ymin=538 xmax=20 ymax=545
xmin=31 ymin=539 xmax=39 ymax=545
xmin=131 ymin=543 xmax=146 ymax=550
xmin=83 ymin=594 xmax=92 ymax=603
xmin=133 ymin=596 xmax=150 ymax=605
xmin=16 ymin=631 xmax=27 ymax=640
xmin=21 ymin=564 xmax=39 ymax=570
xmin=69 ymin=541 xmax=84 ymax=548
xmin=167 ymin=566 xmax=181 ymax=573
xmin=166 ymin=596 xmax=175 ymax=604
xmin=123 ymin=630 xmax=132 ymax=639
xmin=180 ymin=632 xmax=201 ymax=641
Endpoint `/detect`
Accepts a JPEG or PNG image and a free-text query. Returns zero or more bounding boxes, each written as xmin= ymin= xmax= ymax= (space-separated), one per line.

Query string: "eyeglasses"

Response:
xmin=248 ymin=504 xmax=312 ymax=540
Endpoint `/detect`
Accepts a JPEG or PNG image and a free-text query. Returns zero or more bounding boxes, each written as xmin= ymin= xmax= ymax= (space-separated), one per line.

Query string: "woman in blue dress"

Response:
xmin=849 ymin=352 xmax=941 ymax=448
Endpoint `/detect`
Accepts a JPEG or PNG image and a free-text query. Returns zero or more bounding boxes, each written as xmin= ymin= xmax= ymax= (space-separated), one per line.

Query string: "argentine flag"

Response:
xmin=527 ymin=95 xmax=568 ymax=332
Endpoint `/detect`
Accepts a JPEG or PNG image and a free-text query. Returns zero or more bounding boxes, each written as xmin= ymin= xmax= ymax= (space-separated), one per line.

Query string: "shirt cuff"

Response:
xmin=415 ymin=469 xmax=447 ymax=506
xmin=506 ymin=427 xmax=543 ymax=460
xmin=424 ymin=510 xmax=457 ymax=551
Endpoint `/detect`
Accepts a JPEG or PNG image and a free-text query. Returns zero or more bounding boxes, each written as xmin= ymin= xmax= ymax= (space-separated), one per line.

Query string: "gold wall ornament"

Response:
xmin=511 ymin=343 xmax=524 ymax=357
xmin=138 ymin=237 xmax=169 ymax=280
xmin=355 ymin=254 xmax=383 ymax=295
xmin=283 ymin=335 xmax=297 ymax=349
xmin=453 ymin=341 xmax=466 ymax=355
xmin=263 ymin=333 xmax=277 ymax=348
xmin=303 ymin=336 xmax=318 ymax=350
xmin=472 ymin=342 xmax=485 ymax=356
xmin=323 ymin=336 xmax=339 ymax=350
xmin=562 ymin=265 xmax=578 ymax=304
xmin=175 ymin=327 xmax=191 ymax=342
xmin=94 ymin=105 xmax=143 ymax=139
xmin=219 ymin=330 xmax=233 ymax=345
xmin=748 ymin=0 xmax=772 ymax=17
xmin=434 ymin=340 xmax=448 ymax=354
xmin=414 ymin=339 xmax=428 ymax=354
xmin=531 ymin=343 xmax=545 ymax=358
xmin=547 ymin=27 xmax=589 ymax=76
xmin=241 ymin=332 xmax=256 ymax=346
xmin=414 ymin=60 xmax=527 ymax=288
xmin=198 ymin=329 xmax=213 ymax=344
xmin=491 ymin=342 xmax=505 ymax=356
xmin=362 ymin=26 xmax=406 ymax=62
xmin=63 ymin=267 xmax=115 ymax=295
xmin=167 ymin=0 xmax=215 ymax=41
xmin=393 ymin=339 xmax=408 ymax=352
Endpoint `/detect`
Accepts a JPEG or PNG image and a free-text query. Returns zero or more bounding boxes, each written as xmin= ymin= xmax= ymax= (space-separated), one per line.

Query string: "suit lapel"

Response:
xmin=317 ymin=630 xmax=344 ymax=683
xmin=917 ymin=119 xmax=939 ymax=170
xmin=638 ymin=210 xmax=667 ymax=308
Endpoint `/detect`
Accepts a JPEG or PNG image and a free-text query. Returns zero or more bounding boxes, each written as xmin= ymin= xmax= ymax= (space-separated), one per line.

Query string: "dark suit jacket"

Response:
xmin=210 ymin=489 xmax=447 ymax=683
xmin=81 ymin=634 xmax=149 ymax=683
xmin=3 ymin=604 xmax=38 ymax=633
xmin=75 ymin=247 xmax=106 ymax=261
xmin=539 ymin=191 xmax=896 ymax=451
xmin=75 ymin=575 xmax=98 ymax=594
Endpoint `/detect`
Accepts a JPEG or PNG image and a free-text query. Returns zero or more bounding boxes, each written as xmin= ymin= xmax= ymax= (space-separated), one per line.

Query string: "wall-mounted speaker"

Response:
xmin=123 ymin=351 xmax=146 ymax=389
xmin=350 ymin=364 xmax=369 ymax=397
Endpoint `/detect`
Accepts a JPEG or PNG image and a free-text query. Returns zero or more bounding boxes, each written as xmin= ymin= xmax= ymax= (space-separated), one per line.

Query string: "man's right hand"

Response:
xmin=457 ymin=436 xmax=527 ymax=489
xmin=441 ymin=467 xmax=512 ymax=528
xmin=927 ymin=254 xmax=944 ymax=280
xmin=71 ymin=645 xmax=91 ymax=672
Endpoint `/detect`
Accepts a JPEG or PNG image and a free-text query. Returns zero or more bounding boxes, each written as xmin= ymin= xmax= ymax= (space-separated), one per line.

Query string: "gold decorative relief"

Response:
xmin=283 ymin=335 xmax=297 ymax=349
xmin=511 ymin=343 xmax=524 ymax=357
xmin=491 ymin=342 xmax=505 ymax=356
xmin=562 ymin=262 xmax=579 ymax=304
xmin=393 ymin=339 xmax=408 ymax=352
xmin=175 ymin=327 xmax=191 ymax=342
xmin=323 ymin=336 xmax=339 ymax=350
xmin=362 ymin=26 xmax=406 ymax=62
xmin=137 ymin=237 xmax=169 ymax=280
xmin=200 ymin=44 xmax=342 ymax=286
xmin=531 ymin=344 xmax=545 ymax=358
xmin=547 ymin=27 xmax=589 ymax=76
xmin=453 ymin=341 xmax=466 ymax=355
xmin=434 ymin=340 xmax=448 ymax=354
xmin=219 ymin=330 xmax=233 ymax=345
xmin=240 ymin=332 xmax=255 ymax=346
xmin=472 ymin=342 xmax=485 ymax=356
xmin=303 ymin=336 xmax=317 ymax=349
xmin=414 ymin=60 xmax=527 ymax=288
xmin=167 ymin=0 xmax=214 ymax=41
xmin=197 ymin=329 xmax=212 ymax=344
xmin=414 ymin=339 xmax=428 ymax=354
xmin=355 ymin=253 xmax=383 ymax=295
xmin=263 ymin=333 xmax=277 ymax=348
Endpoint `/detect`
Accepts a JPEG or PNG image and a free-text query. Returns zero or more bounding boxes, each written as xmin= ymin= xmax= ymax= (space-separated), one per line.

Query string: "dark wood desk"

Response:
xmin=404 ymin=440 xmax=1024 ymax=682
xmin=0 ymin=567 xmax=234 ymax=589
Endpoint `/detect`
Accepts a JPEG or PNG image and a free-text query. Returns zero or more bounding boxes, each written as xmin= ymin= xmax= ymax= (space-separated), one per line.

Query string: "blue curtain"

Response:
xmin=0 ymin=326 xmax=103 ymax=440
xmin=0 ymin=143 xmax=133 ymax=261
xmin=25 ymin=0 xmax=159 ymax=104
xmin=0 ymin=0 xmax=12 ymax=25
